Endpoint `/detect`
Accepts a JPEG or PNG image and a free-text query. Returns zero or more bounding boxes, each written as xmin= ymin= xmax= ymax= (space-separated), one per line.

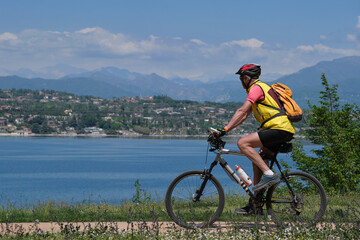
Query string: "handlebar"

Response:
xmin=208 ymin=127 xmax=221 ymax=135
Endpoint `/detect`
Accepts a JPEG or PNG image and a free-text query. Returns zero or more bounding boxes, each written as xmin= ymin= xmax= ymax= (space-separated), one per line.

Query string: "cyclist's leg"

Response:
xmin=236 ymin=130 xmax=293 ymax=214
xmin=237 ymin=132 xmax=269 ymax=174
xmin=236 ymin=133 xmax=270 ymax=215
xmin=253 ymin=155 xmax=269 ymax=185
xmin=253 ymin=129 xmax=293 ymax=191
xmin=252 ymin=130 xmax=293 ymax=191
xmin=237 ymin=130 xmax=292 ymax=176
xmin=238 ymin=132 xmax=280 ymax=190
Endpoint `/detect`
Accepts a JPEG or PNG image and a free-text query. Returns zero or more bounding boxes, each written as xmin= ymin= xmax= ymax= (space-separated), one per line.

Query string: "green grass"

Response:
xmin=0 ymin=192 xmax=359 ymax=239
xmin=0 ymin=199 xmax=168 ymax=223
xmin=0 ymin=192 xmax=359 ymax=223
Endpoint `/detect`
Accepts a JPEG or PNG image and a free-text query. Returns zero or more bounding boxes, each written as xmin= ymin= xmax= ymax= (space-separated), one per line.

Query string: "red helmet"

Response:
xmin=236 ymin=64 xmax=261 ymax=78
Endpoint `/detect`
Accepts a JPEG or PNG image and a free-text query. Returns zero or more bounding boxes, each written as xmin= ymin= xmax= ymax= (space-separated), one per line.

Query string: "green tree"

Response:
xmin=31 ymin=123 xmax=41 ymax=134
xmin=133 ymin=125 xmax=150 ymax=135
xmin=29 ymin=116 xmax=45 ymax=125
xmin=82 ymin=114 xmax=98 ymax=127
xmin=292 ymin=73 xmax=360 ymax=192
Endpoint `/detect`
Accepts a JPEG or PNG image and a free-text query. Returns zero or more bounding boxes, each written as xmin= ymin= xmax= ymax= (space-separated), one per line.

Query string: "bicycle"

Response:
xmin=165 ymin=128 xmax=327 ymax=229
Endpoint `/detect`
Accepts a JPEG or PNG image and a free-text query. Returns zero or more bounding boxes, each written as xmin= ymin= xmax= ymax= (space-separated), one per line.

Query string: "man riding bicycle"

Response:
xmin=217 ymin=64 xmax=295 ymax=214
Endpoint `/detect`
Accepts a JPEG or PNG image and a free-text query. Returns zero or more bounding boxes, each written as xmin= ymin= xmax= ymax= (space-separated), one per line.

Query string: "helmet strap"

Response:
xmin=244 ymin=75 xmax=252 ymax=89
xmin=244 ymin=76 xmax=259 ymax=90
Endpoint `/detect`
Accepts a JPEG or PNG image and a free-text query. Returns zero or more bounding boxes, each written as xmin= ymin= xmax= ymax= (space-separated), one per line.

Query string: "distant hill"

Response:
xmin=0 ymin=71 xmax=245 ymax=102
xmin=0 ymin=75 xmax=135 ymax=99
xmin=273 ymin=56 xmax=360 ymax=107
xmin=62 ymin=68 xmax=246 ymax=102
xmin=0 ymin=56 xmax=359 ymax=107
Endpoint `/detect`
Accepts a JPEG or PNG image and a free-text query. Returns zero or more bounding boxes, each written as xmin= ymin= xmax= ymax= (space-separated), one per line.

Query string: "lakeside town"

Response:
xmin=0 ymin=89 xmax=305 ymax=137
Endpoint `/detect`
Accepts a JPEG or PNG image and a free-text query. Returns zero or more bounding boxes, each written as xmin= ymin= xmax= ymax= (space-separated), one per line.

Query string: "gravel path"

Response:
xmin=0 ymin=221 xmax=335 ymax=234
xmin=0 ymin=221 xmax=178 ymax=234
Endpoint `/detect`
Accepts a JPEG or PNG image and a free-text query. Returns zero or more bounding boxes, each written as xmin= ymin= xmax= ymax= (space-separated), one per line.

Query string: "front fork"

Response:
xmin=193 ymin=160 xmax=218 ymax=202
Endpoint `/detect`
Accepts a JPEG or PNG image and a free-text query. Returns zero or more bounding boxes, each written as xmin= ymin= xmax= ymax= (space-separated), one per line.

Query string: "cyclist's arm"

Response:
xmin=225 ymin=100 xmax=252 ymax=131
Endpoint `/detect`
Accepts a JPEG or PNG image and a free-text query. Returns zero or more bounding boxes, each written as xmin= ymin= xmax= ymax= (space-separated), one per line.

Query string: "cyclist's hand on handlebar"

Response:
xmin=216 ymin=128 xmax=227 ymax=137
xmin=208 ymin=127 xmax=227 ymax=138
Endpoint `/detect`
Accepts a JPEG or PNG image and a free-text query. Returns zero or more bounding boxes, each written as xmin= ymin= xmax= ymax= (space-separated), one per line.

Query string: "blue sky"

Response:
xmin=0 ymin=0 xmax=359 ymax=81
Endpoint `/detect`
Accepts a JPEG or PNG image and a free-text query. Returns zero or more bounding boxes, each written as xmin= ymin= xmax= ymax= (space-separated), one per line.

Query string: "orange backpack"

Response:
xmin=271 ymin=83 xmax=303 ymax=122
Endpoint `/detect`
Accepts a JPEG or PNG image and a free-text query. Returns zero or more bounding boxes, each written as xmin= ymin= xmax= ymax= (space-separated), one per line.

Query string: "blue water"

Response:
xmin=0 ymin=137 xmax=316 ymax=206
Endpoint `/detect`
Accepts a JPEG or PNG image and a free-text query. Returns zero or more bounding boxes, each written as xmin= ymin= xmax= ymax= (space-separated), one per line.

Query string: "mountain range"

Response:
xmin=0 ymin=56 xmax=360 ymax=108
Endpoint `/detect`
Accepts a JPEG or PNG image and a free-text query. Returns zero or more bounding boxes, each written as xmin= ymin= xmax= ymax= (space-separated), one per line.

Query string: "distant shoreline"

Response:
xmin=0 ymin=132 xmax=245 ymax=139
xmin=0 ymin=132 xmax=309 ymax=144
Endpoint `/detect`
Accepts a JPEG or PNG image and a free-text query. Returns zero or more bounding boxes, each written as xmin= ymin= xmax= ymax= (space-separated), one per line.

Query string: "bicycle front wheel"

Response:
xmin=266 ymin=171 xmax=327 ymax=228
xmin=165 ymin=170 xmax=225 ymax=229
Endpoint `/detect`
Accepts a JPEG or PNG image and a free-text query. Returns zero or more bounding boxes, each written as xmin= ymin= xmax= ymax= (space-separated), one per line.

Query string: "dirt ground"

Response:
xmin=0 ymin=221 xmax=176 ymax=234
xmin=0 ymin=221 xmax=337 ymax=235
xmin=0 ymin=221 xmax=254 ymax=234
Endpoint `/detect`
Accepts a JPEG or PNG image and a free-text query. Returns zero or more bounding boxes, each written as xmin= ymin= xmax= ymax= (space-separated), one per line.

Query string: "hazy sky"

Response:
xmin=0 ymin=0 xmax=359 ymax=81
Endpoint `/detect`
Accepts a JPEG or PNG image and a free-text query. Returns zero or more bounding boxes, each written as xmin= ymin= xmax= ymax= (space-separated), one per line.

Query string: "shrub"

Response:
xmin=292 ymin=73 xmax=360 ymax=192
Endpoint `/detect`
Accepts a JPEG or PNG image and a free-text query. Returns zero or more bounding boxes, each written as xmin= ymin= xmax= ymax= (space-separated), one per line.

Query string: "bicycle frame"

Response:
xmin=195 ymin=146 xmax=296 ymax=203
xmin=195 ymin=148 xmax=254 ymax=202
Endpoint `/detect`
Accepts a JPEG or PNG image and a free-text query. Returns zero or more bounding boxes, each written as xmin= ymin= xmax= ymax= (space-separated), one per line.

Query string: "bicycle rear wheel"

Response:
xmin=165 ymin=170 xmax=225 ymax=229
xmin=266 ymin=171 xmax=327 ymax=228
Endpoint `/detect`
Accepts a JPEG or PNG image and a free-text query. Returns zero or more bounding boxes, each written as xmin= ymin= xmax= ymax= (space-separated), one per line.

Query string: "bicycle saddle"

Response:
xmin=278 ymin=142 xmax=293 ymax=153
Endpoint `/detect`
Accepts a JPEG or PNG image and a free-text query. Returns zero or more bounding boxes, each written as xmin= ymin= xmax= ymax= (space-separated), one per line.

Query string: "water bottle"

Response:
xmin=235 ymin=165 xmax=253 ymax=186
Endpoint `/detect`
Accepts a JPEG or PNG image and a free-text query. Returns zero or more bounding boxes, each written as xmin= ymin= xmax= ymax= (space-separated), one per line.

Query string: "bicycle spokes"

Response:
xmin=266 ymin=171 xmax=327 ymax=227
xmin=165 ymin=170 xmax=225 ymax=229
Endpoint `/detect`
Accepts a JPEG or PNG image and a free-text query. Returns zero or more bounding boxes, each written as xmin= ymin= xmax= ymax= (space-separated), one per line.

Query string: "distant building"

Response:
xmin=0 ymin=117 xmax=7 ymax=126
xmin=84 ymin=127 xmax=104 ymax=134
xmin=15 ymin=118 xmax=24 ymax=124
xmin=201 ymin=107 xmax=215 ymax=113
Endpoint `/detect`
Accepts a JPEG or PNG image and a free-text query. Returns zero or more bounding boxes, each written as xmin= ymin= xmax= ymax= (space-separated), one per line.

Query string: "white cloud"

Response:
xmin=0 ymin=27 xmax=359 ymax=81
xmin=0 ymin=32 xmax=18 ymax=42
xmin=347 ymin=34 xmax=357 ymax=42
xmin=297 ymin=44 xmax=359 ymax=56
xmin=77 ymin=27 xmax=97 ymax=34
xmin=190 ymin=39 xmax=206 ymax=45
xmin=65 ymin=28 xmax=164 ymax=56
xmin=223 ymin=38 xmax=264 ymax=48
xmin=314 ymin=44 xmax=358 ymax=55
xmin=297 ymin=45 xmax=314 ymax=52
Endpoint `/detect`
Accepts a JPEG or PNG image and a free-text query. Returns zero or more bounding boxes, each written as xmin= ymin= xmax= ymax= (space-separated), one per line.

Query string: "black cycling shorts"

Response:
xmin=258 ymin=129 xmax=294 ymax=153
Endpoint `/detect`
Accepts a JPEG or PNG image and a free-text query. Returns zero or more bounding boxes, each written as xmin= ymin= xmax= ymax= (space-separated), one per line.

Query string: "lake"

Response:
xmin=0 ymin=136 xmax=316 ymax=206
